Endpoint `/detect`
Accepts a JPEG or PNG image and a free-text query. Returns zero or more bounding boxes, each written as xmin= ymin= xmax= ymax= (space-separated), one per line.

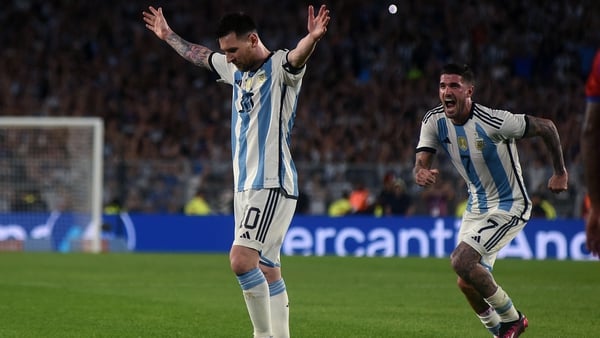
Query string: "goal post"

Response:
xmin=0 ymin=117 xmax=104 ymax=253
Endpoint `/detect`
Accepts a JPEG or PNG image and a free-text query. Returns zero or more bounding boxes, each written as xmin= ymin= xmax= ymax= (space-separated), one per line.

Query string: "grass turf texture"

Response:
xmin=0 ymin=253 xmax=598 ymax=337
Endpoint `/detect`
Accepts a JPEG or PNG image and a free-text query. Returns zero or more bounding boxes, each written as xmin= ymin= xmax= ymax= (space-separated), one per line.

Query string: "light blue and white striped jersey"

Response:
xmin=416 ymin=103 xmax=532 ymax=219
xmin=209 ymin=50 xmax=304 ymax=197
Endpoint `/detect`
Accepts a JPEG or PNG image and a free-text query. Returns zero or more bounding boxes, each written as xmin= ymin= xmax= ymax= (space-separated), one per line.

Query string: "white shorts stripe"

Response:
xmin=256 ymin=189 xmax=279 ymax=243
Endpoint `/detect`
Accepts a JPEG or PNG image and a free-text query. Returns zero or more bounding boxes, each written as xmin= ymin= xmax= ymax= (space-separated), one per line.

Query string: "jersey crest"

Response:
xmin=458 ymin=136 xmax=468 ymax=151
xmin=475 ymin=137 xmax=485 ymax=151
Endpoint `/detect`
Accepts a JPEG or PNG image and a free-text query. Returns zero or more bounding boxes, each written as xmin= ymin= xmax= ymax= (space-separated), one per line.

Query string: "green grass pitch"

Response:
xmin=1 ymin=253 xmax=598 ymax=337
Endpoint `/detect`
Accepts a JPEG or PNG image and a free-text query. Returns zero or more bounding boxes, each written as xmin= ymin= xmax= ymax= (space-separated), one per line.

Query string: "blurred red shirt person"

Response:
xmin=582 ymin=49 xmax=600 ymax=256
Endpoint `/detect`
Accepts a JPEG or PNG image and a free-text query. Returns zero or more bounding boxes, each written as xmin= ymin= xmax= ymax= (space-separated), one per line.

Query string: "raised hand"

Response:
xmin=307 ymin=4 xmax=331 ymax=42
xmin=142 ymin=6 xmax=172 ymax=40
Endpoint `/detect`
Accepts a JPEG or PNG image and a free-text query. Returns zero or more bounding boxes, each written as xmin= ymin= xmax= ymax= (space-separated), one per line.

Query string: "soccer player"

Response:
xmin=143 ymin=5 xmax=330 ymax=337
xmin=582 ymin=49 xmax=600 ymax=257
xmin=414 ymin=64 xmax=568 ymax=337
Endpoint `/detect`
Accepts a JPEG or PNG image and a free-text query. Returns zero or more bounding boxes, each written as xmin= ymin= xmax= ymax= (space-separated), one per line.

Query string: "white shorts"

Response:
xmin=459 ymin=210 xmax=527 ymax=269
xmin=233 ymin=188 xmax=297 ymax=268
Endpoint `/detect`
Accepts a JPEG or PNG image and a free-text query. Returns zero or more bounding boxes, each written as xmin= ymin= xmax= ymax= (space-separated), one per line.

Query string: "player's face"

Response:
xmin=439 ymin=74 xmax=473 ymax=124
xmin=218 ymin=32 xmax=255 ymax=72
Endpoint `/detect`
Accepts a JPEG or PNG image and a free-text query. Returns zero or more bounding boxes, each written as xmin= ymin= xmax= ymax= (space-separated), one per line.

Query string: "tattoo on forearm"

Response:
xmin=166 ymin=33 xmax=211 ymax=68
xmin=535 ymin=119 xmax=566 ymax=174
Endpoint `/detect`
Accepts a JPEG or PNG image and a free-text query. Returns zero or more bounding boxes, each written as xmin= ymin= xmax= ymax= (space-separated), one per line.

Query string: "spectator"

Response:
xmin=374 ymin=172 xmax=414 ymax=216
xmin=530 ymin=192 xmax=557 ymax=220
xmin=455 ymin=198 xmax=468 ymax=218
xmin=349 ymin=181 xmax=373 ymax=215
xmin=184 ymin=189 xmax=212 ymax=216
xmin=104 ymin=198 xmax=122 ymax=215
xmin=419 ymin=179 xmax=456 ymax=217
xmin=0 ymin=1 xmax=593 ymax=216
xmin=12 ymin=189 xmax=47 ymax=212
xmin=328 ymin=190 xmax=352 ymax=217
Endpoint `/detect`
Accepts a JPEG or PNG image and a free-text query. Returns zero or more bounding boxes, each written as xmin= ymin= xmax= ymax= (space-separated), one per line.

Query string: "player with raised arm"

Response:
xmin=143 ymin=5 xmax=330 ymax=337
xmin=582 ymin=49 xmax=600 ymax=257
xmin=414 ymin=64 xmax=568 ymax=337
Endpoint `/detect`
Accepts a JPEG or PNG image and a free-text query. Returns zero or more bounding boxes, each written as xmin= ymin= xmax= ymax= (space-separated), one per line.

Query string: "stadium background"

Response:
xmin=2 ymin=3 xmax=600 ymax=336
xmin=1 ymin=0 xmax=598 ymax=218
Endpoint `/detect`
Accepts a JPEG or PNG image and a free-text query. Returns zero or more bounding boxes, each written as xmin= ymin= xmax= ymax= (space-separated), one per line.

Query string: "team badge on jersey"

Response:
xmin=244 ymin=71 xmax=267 ymax=91
xmin=475 ymin=138 xmax=485 ymax=151
xmin=458 ymin=136 xmax=468 ymax=151
xmin=256 ymin=72 xmax=267 ymax=86
xmin=244 ymin=76 xmax=254 ymax=91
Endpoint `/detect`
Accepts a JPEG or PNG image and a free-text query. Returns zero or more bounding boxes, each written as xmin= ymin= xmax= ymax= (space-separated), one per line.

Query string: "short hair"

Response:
xmin=441 ymin=63 xmax=475 ymax=84
xmin=216 ymin=12 xmax=257 ymax=39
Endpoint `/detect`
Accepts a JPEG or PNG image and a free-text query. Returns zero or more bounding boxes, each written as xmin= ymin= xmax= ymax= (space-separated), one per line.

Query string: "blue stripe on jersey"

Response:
xmin=437 ymin=119 xmax=450 ymax=153
xmin=475 ymin=124 xmax=514 ymax=211
xmin=287 ymin=102 xmax=299 ymax=196
xmin=237 ymin=111 xmax=250 ymax=189
xmin=232 ymin=71 xmax=250 ymax=189
xmin=454 ymin=125 xmax=488 ymax=211
xmin=231 ymin=74 xmax=242 ymax=188
xmin=252 ymin=61 xmax=273 ymax=188
xmin=466 ymin=194 xmax=473 ymax=213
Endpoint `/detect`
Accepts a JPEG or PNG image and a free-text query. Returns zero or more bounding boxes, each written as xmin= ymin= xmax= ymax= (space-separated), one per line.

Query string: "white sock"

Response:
xmin=237 ymin=268 xmax=272 ymax=337
xmin=485 ymin=285 xmax=519 ymax=322
xmin=269 ymin=279 xmax=289 ymax=338
xmin=478 ymin=306 xmax=501 ymax=336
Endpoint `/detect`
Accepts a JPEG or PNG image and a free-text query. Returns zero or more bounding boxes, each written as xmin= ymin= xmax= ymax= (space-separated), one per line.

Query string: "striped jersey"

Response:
xmin=209 ymin=50 xmax=304 ymax=197
xmin=416 ymin=103 xmax=532 ymax=219
xmin=586 ymin=50 xmax=600 ymax=101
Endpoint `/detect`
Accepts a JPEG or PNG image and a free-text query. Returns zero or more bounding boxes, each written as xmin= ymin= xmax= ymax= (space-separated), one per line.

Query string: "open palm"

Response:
xmin=142 ymin=6 xmax=171 ymax=40
xmin=307 ymin=5 xmax=330 ymax=41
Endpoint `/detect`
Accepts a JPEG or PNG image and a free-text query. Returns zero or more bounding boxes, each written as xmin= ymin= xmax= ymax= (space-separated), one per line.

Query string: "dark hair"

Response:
xmin=216 ymin=12 xmax=257 ymax=39
xmin=441 ymin=63 xmax=475 ymax=84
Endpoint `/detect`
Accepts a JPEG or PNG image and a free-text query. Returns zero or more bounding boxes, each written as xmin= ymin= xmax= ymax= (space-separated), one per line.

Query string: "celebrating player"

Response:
xmin=414 ymin=64 xmax=568 ymax=337
xmin=143 ymin=5 xmax=330 ymax=337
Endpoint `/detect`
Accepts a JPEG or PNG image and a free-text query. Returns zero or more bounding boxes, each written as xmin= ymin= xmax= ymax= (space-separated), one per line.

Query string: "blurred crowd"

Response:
xmin=1 ymin=0 xmax=598 ymax=218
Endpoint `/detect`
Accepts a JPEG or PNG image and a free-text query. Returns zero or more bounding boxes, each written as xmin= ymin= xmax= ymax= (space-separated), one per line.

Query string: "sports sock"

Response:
xmin=484 ymin=285 xmax=519 ymax=322
xmin=269 ymin=279 xmax=290 ymax=338
xmin=477 ymin=306 xmax=501 ymax=336
xmin=237 ymin=268 xmax=272 ymax=338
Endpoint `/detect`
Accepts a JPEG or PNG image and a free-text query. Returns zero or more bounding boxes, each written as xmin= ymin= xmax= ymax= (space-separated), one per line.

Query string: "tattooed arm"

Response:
xmin=142 ymin=6 xmax=212 ymax=69
xmin=413 ymin=151 xmax=439 ymax=188
xmin=524 ymin=116 xmax=568 ymax=193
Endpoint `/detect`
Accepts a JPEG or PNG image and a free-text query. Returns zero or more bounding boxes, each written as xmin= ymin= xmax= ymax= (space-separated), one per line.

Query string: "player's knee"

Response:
xmin=260 ymin=265 xmax=282 ymax=283
xmin=451 ymin=242 xmax=480 ymax=277
xmin=229 ymin=247 xmax=259 ymax=275
xmin=451 ymin=253 xmax=472 ymax=279
xmin=230 ymin=255 xmax=253 ymax=275
xmin=450 ymin=253 xmax=463 ymax=273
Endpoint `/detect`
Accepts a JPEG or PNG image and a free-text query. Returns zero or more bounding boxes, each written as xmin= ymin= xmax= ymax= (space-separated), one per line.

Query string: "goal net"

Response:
xmin=0 ymin=117 xmax=103 ymax=252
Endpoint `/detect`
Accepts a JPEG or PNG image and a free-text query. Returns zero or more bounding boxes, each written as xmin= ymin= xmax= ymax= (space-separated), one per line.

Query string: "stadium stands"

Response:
xmin=1 ymin=0 xmax=596 ymax=217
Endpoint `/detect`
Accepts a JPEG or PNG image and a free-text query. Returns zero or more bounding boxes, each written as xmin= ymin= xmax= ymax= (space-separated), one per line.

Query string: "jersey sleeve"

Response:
xmin=279 ymin=50 xmax=305 ymax=87
xmin=497 ymin=111 xmax=527 ymax=140
xmin=208 ymin=52 xmax=235 ymax=85
xmin=416 ymin=114 xmax=439 ymax=153
xmin=586 ymin=50 xmax=600 ymax=101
